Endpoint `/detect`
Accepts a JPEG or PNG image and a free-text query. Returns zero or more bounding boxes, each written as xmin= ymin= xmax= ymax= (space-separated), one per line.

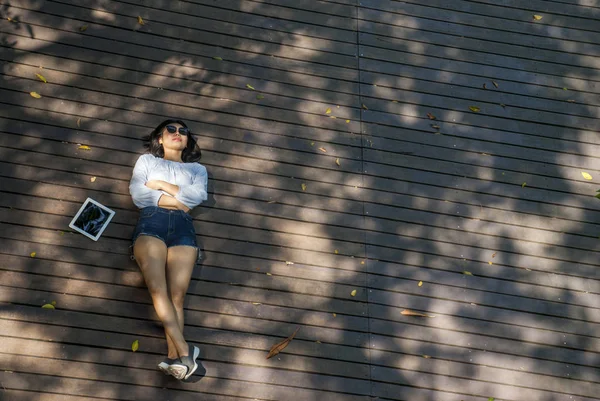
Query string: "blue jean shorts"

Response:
xmin=130 ymin=206 xmax=201 ymax=262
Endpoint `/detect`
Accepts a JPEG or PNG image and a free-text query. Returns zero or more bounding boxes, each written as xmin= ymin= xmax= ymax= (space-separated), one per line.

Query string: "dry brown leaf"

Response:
xmin=492 ymin=81 xmax=499 ymax=88
xmin=30 ymin=92 xmax=41 ymax=99
xmin=137 ymin=16 xmax=145 ymax=25
xmin=318 ymin=147 xmax=327 ymax=153
xmin=35 ymin=73 xmax=47 ymax=83
xmin=401 ymin=309 xmax=435 ymax=318
xmin=335 ymin=158 xmax=341 ymax=166
xmin=266 ymin=327 xmax=299 ymax=359
xmin=427 ymin=112 xmax=436 ymax=120
xmin=483 ymin=83 xmax=487 ymax=89
xmin=492 ymin=252 xmax=497 ymax=258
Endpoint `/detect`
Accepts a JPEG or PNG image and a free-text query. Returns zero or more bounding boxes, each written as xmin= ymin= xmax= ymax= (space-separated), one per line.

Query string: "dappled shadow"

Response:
xmin=0 ymin=0 xmax=599 ymax=400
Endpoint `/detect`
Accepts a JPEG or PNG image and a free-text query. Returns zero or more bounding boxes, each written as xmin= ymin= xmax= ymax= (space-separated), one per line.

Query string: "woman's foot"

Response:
xmin=157 ymin=357 xmax=178 ymax=375
xmin=169 ymin=345 xmax=200 ymax=380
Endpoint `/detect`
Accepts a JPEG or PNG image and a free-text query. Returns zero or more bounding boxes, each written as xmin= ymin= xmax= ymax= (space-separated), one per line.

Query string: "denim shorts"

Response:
xmin=130 ymin=206 xmax=201 ymax=262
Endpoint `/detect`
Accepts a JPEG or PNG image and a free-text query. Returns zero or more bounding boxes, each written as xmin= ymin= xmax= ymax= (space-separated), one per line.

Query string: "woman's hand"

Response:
xmin=145 ymin=180 xmax=164 ymax=191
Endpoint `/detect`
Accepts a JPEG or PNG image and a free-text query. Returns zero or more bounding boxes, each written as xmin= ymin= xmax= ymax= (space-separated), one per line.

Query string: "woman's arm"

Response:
xmin=129 ymin=155 xmax=163 ymax=208
xmin=158 ymin=194 xmax=190 ymax=213
xmin=145 ymin=180 xmax=180 ymax=197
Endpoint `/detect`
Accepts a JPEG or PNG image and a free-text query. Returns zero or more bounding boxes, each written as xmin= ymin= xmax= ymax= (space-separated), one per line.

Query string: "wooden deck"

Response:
xmin=1 ymin=0 xmax=600 ymax=400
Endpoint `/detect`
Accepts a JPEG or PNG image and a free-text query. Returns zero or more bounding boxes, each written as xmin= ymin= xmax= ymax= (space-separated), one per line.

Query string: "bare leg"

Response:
xmin=164 ymin=246 xmax=197 ymax=358
xmin=133 ymin=236 xmax=190 ymax=358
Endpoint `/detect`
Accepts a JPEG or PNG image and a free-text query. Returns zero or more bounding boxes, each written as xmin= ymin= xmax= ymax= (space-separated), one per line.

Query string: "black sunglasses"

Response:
xmin=165 ymin=125 xmax=190 ymax=135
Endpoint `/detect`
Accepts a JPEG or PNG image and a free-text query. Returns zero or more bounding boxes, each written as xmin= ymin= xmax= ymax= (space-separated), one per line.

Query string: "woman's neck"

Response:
xmin=162 ymin=148 xmax=183 ymax=162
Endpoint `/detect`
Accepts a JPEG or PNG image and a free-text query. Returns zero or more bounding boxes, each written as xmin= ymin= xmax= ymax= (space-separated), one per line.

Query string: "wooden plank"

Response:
xmin=358 ymin=0 xmax=600 ymax=56
xmin=4 ymin=3 xmax=359 ymax=80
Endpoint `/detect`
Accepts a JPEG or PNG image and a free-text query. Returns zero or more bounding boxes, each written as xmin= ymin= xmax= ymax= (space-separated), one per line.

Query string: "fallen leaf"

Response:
xmin=79 ymin=25 xmax=88 ymax=32
xmin=301 ymin=183 xmax=307 ymax=191
xmin=137 ymin=16 xmax=145 ymax=25
xmin=252 ymin=302 xmax=262 ymax=305
xmin=345 ymin=119 xmax=350 ymax=123
xmin=90 ymin=177 xmax=97 ymax=182
xmin=492 ymin=252 xmax=497 ymax=258
xmin=30 ymin=92 xmax=42 ymax=99
xmin=522 ymin=182 xmax=527 ymax=188
xmin=332 ymin=313 xmax=337 ymax=317
xmin=350 ymin=289 xmax=357 ymax=297
xmin=427 ymin=112 xmax=436 ymax=120
xmin=266 ymin=272 xmax=273 ymax=276
xmin=563 ymin=87 xmax=568 ymax=91
xmin=30 ymin=252 xmax=36 ymax=257
xmin=582 ymin=172 xmax=593 ymax=180
xmin=533 ymin=15 xmax=542 ymax=20
xmin=335 ymin=158 xmax=341 ymax=166
xmin=78 ymin=145 xmax=91 ymax=151
xmin=488 ymin=261 xmax=493 ymax=265
xmin=318 ymin=147 xmax=327 ymax=153
xmin=362 ymin=104 xmax=369 ymax=110
xmin=325 ymin=108 xmax=332 ymax=114
xmin=469 ymin=106 xmax=481 ymax=112
xmin=246 ymin=84 xmax=255 ymax=90
xmin=256 ymin=94 xmax=264 ymax=100
xmin=212 ymin=56 xmax=223 ymax=61
xmin=132 ymin=340 xmax=139 ymax=352
xmin=285 ymin=261 xmax=294 ymax=265
xmin=418 ymin=281 xmax=423 ymax=287
xmin=35 ymin=73 xmax=47 ymax=83
xmin=492 ymin=81 xmax=499 ymax=88
xmin=361 ymin=261 xmax=365 ymax=265
xmin=422 ymin=355 xmax=431 ymax=359
xmin=267 ymin=200 xmax=276 ymax=204
xmin=316 ymin=340 xmax=322 ymax=344
xmin=51 ymin=301 xmax=56 ymax=306
xmin=463 ymin=271 xmax=473 ymax=276
xmin=310 ymin=142 xmax=314 ymax=146
xmin=500 ymin=104 xmax=506 ymax=108
xmin=431 ymin=124 xmax=440 ymax=129
xmin=334 ymin=249 xmax=339 ymax=254
xmin=76 ymin=118 xmax=81 ymax=128
xmin=266 ymin=327 xmax=299 ymax=359
xmin=483 ymin=83 xmax=487 ymax=89
xmin=488 ymin=398 xmax=495 ymax=401
xmin=567 ymin=99 xmax=575 ymax=103
xmin=401 ymin=309 xmax=435 ymax=318
xmin=41 ymin=304 xmax=55 ymax=309
xmin=329 ymin=116 xmax=337 ymax=119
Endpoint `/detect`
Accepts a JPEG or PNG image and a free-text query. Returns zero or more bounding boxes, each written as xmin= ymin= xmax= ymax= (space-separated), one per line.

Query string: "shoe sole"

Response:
xmin=184 ymin=346 xmax=200 ymax=380
xmin=157 ymin=362 xmax=171 ymax=375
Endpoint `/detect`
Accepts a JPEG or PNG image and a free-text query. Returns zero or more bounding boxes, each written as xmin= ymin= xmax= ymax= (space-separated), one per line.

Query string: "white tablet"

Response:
xmin=69 ymin=198 xmax=115 ymax=241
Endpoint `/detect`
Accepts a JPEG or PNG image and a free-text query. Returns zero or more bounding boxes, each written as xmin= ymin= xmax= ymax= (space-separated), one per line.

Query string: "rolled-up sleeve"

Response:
xmin=129 ymin=154 xmax=163 ymax=208
xmin=175 ymin=164 xmax=208 ymax=209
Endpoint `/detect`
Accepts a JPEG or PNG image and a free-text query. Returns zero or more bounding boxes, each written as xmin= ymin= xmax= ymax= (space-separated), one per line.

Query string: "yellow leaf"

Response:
xmin=533 ymin=15 xmax=543 ymax=20
xmin=582 ymin=172 xmax=593 ymax=180
xmin=360 ymin=261 xmax=365 ymax=265
xmin=334 ymin=249 xmax=339 ymax=254
xmin=563 ymin=87 xmax=568 ymax=91
xmin=90 ymin=177 xmax=97 ymax=182
xmin=51 ymin=301 xmax=56 ymax=306
xmin=310 ymin=142 xmax=314 ymax=146
xmin=332 ymin=313 xmax=337 ymax=317
xmin=35 ymin=73 xmax=47 ymax=83
xmin=318 ymin=147 xmax=327 ymax=153
xmin=213 ymin=56 xmax=223 ymax=61
xmin=256 ymin=94 xmax=264 ymax=100
xmin=41 ymin=304 xmax=55 ymax=309
xmin=463 ymin=271 xmax=473 ymax=276
xmin=246 ymin=84 xmax=255 ymax=90
xmin=422 ymin=355 xmax=431 ymax=359
xmin=488 ymin=261 xmax=493 ymax=265
xmin=78 ymin=145 xmax=91 ymax=151
xmin=137 ymin=16 xmax=145 ymax=25
xmin=30 ymin=252 xmax=36 ymax=257
xmin=335 ymin=158 xmax=341 ymax=166
xmin=79 ymin=25 xmax=88 ymax=32
xmin=266 ymin=272 xmax=272 ymax=276
xmin=522 ymin=182 xmax=526 ymax=188
xmin=567 ymin=99 xmax=575 ymax=103
xmin=469 ymin=106 xmax=480 ymax=112
xmin=252 ymin=302 xmax=261 ymax=305
xmin=351 ymin=289 xmax=357 ymax=297
xmin=285 ymin=261 xmax=294 ymax=265
xmin=401 ymin=309 xmax=435 ymax=318
xmin=345 ymin=119 xmax=350 ymax=123
xmin=362 ymin=104 xmax=368 ymax=110
xmin=325 ymin=108 xmax=332 ymax=114
xmin=30 ymin=92 xmax=41 ymax=99
xmin=418 ymin=281 xmax=423 ymax=287
xmin=329 ymin=116 xmax=336 ymax=119
xmin=301 ymin=183 xmax=307 ymax=191
xmin=492 ymin=81 xmax=499 ymax=88
xmin=132 ymin=339 xmax=139 ymax=352
xmin=316 ymin=340 xmax=322 ymax=344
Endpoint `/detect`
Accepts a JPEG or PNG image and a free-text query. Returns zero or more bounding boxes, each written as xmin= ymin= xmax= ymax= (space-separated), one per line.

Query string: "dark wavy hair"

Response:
xmin=141 ymin=119 xmax=202 ymax=163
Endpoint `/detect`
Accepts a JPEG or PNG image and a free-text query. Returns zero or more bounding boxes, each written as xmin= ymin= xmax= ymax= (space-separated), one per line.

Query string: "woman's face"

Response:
xmin=159 ymin=123 xmax=189 ymax=150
